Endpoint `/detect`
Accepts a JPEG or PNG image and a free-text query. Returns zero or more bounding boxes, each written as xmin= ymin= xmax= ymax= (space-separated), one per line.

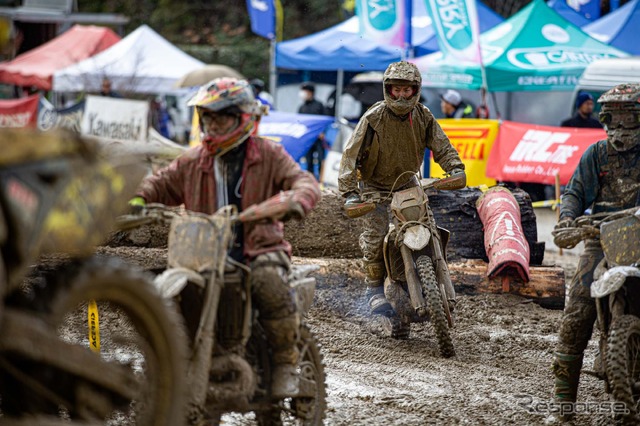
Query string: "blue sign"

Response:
xmin=258 ymin=111 xmax=334 ymax=162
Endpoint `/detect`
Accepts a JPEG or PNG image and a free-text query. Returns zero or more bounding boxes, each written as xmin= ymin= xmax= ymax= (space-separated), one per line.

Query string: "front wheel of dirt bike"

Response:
xmin=256 ymin=324 xmax=327 ymax=426
xmin=416 ymin=255 xmax=455 ymax=358
xmin=605 ymin=314 xmax=640 ymax=424
xmin=381 ymin=312 xmax=410 ymax=340
xmin=45 ymin=257 xmax=187 ymax=425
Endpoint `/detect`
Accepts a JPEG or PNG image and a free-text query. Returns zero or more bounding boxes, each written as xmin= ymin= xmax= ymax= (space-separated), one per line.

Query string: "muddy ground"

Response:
xmin=88 ymin=245 xmax=614 ymax=426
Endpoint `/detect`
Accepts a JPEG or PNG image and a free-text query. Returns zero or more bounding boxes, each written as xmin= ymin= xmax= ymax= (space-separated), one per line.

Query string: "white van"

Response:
xmin=571 ymin=57 xmax=640 ymax=114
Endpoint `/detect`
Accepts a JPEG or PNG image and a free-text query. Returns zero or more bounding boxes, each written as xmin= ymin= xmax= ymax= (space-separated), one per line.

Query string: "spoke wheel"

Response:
xmin=606 ymin=314 xmax=640 ymax=424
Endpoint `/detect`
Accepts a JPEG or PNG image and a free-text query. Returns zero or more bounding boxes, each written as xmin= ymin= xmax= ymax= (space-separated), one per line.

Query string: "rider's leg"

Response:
xmin=251 ymin=251 xmax=300 ymax=398
xmin=360 ymin=203 xmax=391 ymax=314
xmin=552 ymin=242 xmax=603 ymax=419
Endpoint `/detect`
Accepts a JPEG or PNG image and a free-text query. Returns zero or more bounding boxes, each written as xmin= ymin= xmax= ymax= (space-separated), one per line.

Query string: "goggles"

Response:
xmin=200 ymin=112 xmax=236 ymax=126
xmin=599 ymin=110 xmax=640 ymax=129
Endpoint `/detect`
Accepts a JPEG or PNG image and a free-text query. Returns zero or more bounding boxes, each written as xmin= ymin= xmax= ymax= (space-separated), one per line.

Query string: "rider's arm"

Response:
xmin=423 ymin=109 xmax=465 ymax=174
xmin=136 ymin=151 xmax=191 ymax=206
xmin=560 ymin=141 xmax=604 ymax=220
xmin=337 ymin=117 xmax=370 ymax=197
xmin=270 ymin=143 xmax=321 ymax=216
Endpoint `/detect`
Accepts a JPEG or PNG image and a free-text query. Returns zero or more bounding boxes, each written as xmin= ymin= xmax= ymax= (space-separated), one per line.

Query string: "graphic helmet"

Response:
xmin=598 ymin=83 xmax=640 ymax=152
xmin=382 ymin=61 xmax=422 ymax=116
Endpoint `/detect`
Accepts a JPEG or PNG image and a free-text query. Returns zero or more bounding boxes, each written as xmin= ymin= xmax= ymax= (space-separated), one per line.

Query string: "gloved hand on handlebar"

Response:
xmin=554 ymin=216 xmax=573 ymax=232
xmin=449 ymin=168 xmax=465 ymax=176
xmin=128 ymin=196 xmax=146 ymax=214
xmin=280 ymin=201 xmax=305 ymax=222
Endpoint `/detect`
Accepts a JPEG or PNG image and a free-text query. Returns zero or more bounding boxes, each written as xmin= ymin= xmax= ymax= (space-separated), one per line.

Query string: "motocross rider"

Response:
xmin=338 ymin=61 xmax=465 ymax=314
xmin=552 ymin=83 xmax=640 ymax=418
xmin=131 ymin=78 xmax=321 ymax=398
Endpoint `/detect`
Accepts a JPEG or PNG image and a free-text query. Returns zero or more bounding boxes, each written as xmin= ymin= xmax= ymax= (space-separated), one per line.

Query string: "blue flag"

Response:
xmin=567 ymin=0 xmax=600 ymax=20
xmin=246 ymin=0 xmax=277 ymax=40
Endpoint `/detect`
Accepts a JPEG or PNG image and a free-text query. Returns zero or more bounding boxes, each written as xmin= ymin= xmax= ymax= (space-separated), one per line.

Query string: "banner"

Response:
xmin=246 ymin=0 xmax=282 ymax=40
xmin=486 ymin=120 xmax=606 ymax=185
xmin=0 ymin=95 xmax=39 ymax=128
xmin=430 ymin=119 xmax=498 ymax=187
xmin=81 ymin=95 xmax=149 ymax=142
xmin=259 ymin=111 xmax=334 ymax=162
xmin=356 ymin=0 xmax=407 ymax=47
xmin=423 ymin=0 xmax=482 ymax=63
xmin=38 ymin=97 xmax=85 ymax=132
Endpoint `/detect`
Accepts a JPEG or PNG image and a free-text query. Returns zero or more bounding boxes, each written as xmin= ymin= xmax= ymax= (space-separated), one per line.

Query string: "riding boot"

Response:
xmin=363 ymin=261 xmax=391 ymax=314
xmin=552 ymin=352 xmax=583 ymax=421
xmin=261 ymin=314 xmax=300 ymax=398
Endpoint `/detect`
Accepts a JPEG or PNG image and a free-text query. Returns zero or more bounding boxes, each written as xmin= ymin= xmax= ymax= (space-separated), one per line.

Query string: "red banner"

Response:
xmin=486 ymin=120 xmax=606 ymax=185
xmin=0 ymin=95 xmax=39 ymax=128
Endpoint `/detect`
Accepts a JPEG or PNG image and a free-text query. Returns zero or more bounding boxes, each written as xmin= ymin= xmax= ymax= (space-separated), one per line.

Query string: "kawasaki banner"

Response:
xmin=356 ymin=0 xmax=407 ymax=47
xmin=423 ymin=0 xmax=481 ymax=63
xmin=486 ymin=120 xmax=606 ymax=185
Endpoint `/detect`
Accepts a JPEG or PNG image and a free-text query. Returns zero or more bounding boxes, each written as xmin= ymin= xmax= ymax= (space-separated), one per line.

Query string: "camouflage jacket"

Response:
xmin=338 ymin=101 xmax=464 ymax=195
xmin=137 ymin=136 xmax=321 ymax=260
xmin=561 ymin=140 xmax=640 ymax=219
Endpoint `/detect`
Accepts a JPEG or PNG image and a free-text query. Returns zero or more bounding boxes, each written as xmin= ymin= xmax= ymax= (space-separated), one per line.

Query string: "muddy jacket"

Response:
xmin=561 ymin=141 xmax=640 ymax=220
xmin=137 ymin=136 xmax=321 ymax=260
xmin=338 ymin=101 xmax=464 ymax=195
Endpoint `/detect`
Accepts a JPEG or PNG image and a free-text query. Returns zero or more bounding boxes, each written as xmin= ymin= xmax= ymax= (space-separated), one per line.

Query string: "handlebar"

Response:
xmin=552 ymin=207 xmax=640 ymax=249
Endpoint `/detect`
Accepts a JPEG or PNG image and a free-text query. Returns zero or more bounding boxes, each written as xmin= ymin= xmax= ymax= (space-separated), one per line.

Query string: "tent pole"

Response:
xmin=269 ymin=38 xmax=277 ymax=109
xmin=335 ymin=69 xmax=344 ymax=121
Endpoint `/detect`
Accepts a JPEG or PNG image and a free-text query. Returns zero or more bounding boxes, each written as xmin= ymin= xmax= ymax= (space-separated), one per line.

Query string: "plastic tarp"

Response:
xmin=583 ymin=0 xmax=640 ymax=55
xmin=276 ymin=0 xmax=503 ymax=72
xmin=413 ymin=0 xmax=628 ymax=92
xmin=548 ymin=0 xmax=593 ymax=28
xmin=0 ymin=25 xmax=120 ymax=90
xmin=53 ymin=25 xmax=205 ymax=94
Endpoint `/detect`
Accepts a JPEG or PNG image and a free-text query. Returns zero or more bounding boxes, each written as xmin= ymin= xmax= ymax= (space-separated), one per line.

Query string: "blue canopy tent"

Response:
xmin=276 ymin=0 xmax=503 ymax=72
xmin=547 ymin=0 xmax=594 ymax=28
xmin=583 ymin=0 xmax=640 ymax=55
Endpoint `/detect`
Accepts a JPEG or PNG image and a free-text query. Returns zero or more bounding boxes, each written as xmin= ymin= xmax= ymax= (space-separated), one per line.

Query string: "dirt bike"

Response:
xmin=116 ymin=190 xmax=327 ymax=425
xmin=553 ymin=207 xmax=640 ymax=422
xmin=345 ymin=172 xmax=466 ymax=357
xmin=0 ymin=129 xmax=188 ymax=425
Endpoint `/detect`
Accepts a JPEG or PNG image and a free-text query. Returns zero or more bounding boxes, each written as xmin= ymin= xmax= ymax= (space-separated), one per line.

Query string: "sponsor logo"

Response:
xmin=507 ymin=47 xmax=622 ymax=70
xmin=509 ymin=129 xmax=578 ymax=164
xmin=429 ymin=0 xmax=476 ymax=53
xmin=362 ymin=0 xmax=398 ymax=31
xmin=0 ymin=112 xmax=32 ymax=128
xmin=250 ymin=0 xmax=269 ymax=12
xmin=541 ymin=24 xmax=570 ymax=44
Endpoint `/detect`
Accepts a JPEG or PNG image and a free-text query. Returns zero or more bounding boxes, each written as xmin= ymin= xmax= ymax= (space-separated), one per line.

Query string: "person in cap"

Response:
xmin=551 ymin=83 xmax=640 ymax=421
xmin=131 ymin=77 xmax=321 ymax=398
xmin=249 ymin=78 xmax=274 ymax=109
xmin=440 ymin=89 xmax=473 ymax=119
xmin=560 ymin=91 xmax=602 ymax=128
xmin=338 ymin=61 xmax=465 ymax=316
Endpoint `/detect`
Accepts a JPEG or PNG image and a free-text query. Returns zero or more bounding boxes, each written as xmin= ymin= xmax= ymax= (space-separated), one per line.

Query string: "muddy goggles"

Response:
xmin=599 ymin=110 xmax=640 ymax=129
xmin=200 ymin=112 xmax=237 ymax=126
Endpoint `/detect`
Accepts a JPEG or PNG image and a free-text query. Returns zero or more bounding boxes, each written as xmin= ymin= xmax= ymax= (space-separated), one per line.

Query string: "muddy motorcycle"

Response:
xmin=0 ymin=129 xmax=188 ymax=425
xmin=117 ymin=191 xmax=327 ymax=425
xmin=346 ymin=173 xmax=466 ymax=357
xmin=554 ymin=207 xmax=640 ymax=422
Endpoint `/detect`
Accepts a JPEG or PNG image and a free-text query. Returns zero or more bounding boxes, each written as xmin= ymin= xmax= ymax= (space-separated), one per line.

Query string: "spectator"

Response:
xmin=249 ymin=78 xmax=274 ymax=110
xmin=560 ymin=92 xmax=602 ymax=129
xmin=440 ymin=89 xmax=474 ymax=118
xmin=298 ymin=82 xmax=326 ymax=180
xmin=100 ymin=77 xmax=122 ymax=98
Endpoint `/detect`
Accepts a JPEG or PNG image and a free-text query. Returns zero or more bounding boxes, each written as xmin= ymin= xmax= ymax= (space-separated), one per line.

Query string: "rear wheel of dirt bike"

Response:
xmin=605 ymin=314 xmax=640 ymax=424
xmin=381 ymin=313 xmax=410 ymax=340
xmin=416 ymin=255 xmax=455 ymax=358
xmin=44 ymin=257 xmax=187 ymax=425
xmin=256 ymin=324 xmax=327 ymax=426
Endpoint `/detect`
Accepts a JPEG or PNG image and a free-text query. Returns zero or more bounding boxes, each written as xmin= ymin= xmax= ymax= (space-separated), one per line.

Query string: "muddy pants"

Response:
xmin=556 ymin=241 xmax=604 ymax=356
xmin=359 ymin=202 xmax=391 ymax=288
xmin=251 ymin=251 xmax=300 ymax=365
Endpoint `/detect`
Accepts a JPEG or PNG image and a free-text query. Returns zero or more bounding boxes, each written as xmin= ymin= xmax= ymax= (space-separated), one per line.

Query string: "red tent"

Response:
xmin=0 ymin=25 xmax=121 ymax=91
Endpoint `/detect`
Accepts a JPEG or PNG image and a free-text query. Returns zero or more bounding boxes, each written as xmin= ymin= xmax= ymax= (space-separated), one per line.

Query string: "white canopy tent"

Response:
xmin=52 ymin=25 xmax=204 ymax=94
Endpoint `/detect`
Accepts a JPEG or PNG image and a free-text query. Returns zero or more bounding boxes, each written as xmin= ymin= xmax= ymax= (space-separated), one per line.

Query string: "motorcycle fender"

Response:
xmin=590 ymin=266 xmax=640 ymax=299
xmin=403 ymin=225 xmax=430 ymax=251
xmin=153 ymin=267 xmax=205 ymax=299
